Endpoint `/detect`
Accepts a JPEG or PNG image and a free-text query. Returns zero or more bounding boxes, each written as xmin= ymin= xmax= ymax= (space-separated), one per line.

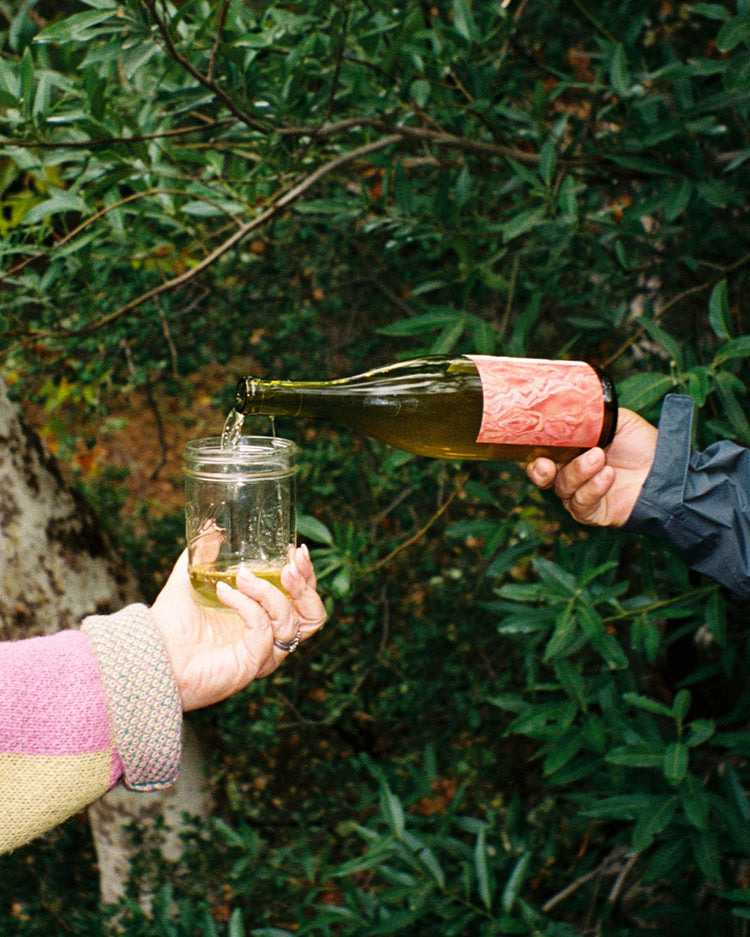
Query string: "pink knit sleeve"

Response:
xmin=0 ymin=629 xmax=120 ymax=853
xmin=0 ymin=605 xmax=183 ymax=854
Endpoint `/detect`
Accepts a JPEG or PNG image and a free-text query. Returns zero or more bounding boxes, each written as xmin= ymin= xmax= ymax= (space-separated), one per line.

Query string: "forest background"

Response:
xmin=2 ymin=0 xmax=750 ymax=934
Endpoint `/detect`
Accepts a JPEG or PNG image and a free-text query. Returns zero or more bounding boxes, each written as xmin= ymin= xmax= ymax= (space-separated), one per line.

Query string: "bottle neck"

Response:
xmin=235 ymin=377 xmax=308 ymax=417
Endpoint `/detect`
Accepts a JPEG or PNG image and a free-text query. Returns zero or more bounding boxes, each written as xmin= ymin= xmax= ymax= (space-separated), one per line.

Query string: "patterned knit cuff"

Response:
xmin=82 ymin=604 xmax=182 ymax=792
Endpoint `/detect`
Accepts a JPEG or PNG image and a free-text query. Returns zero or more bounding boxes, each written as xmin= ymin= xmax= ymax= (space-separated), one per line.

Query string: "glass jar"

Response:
xmin=183 ymin=436 xmax=298 ymax=609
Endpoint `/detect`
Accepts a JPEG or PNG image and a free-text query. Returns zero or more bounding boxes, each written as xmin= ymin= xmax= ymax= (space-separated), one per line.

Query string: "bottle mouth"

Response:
xmin=234 ymin=377 xmax=257 ymax=412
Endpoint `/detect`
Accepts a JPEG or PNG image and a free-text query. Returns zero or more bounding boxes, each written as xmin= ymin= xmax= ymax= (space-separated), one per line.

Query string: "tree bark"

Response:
xmin=0 ymin=374 xmax=209 ymax=909
xmin=0 ymin=378 xmax=139 ymax=638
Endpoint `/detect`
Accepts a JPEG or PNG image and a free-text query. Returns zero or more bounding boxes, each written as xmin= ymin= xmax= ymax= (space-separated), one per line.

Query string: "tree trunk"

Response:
xmin=0 ymin=375 xmax=209 ymax=908
xmin=0 ymin=381 xmax=139 ymax=638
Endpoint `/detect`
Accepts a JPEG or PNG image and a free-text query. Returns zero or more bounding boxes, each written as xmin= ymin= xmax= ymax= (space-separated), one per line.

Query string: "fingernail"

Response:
xmin=216 ymin=580 xmax=232 ymax=596
xmin=288 ymin=559 xmax=301 ymax=579
xmin=530 ymin=463 xmax=550 ymax=484
xmin=236 ymin=568 xmax=255 ymax=588
xmin=300 ymin=543 xmax=310 ymax=561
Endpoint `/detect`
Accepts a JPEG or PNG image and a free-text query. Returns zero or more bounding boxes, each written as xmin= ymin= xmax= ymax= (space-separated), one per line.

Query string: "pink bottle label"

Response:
xmin=468 ymin=356 xmax=604 ymax=448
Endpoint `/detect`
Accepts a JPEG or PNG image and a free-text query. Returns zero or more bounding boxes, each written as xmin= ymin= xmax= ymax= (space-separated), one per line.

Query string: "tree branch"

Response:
xmin=5 ymin=134 xmax=403 ymax=350
xmin=207 ymin=0 xmax=231 ymax=83
xmin=603 ymin=250 xmax=750 ymax=369
xmin=541 ymin=845 xmax=630 ymax=914
xmin=363 ymin=471 xmax=470 ymax=574
xmin=144 ymin=0 xmax=270 ymax=134
xmin=0 ymin=117 xmax=235 ymax=150
xmin=0 ymin=187 xmax=243 ymax=287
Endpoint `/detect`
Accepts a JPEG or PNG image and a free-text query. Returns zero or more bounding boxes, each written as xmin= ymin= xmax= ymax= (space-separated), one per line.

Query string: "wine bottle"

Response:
xmin=233 ymin=355 xmax=618 ymax=463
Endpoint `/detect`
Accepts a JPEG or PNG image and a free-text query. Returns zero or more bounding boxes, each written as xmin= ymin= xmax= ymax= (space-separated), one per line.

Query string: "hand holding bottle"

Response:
xmin=525 ymin=409 xmax=658 ymax=527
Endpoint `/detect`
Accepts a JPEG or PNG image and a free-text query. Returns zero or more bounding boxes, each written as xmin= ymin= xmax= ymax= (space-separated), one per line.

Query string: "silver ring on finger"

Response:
xmin=274 ymin=630 xmax=301 ymax=653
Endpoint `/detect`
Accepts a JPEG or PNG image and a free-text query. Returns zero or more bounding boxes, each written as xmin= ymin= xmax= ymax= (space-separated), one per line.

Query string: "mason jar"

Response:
xmin=183 ymin=436 xmax=298 ymax=609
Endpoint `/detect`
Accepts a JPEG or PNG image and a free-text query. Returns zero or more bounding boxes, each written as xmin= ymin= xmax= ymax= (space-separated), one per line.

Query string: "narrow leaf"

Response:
xmin=605 ymin=744 xmax=665 ymax=768
xmin=617 ymin=373 xmax=674 ymax=411
xmin=690 ymin=3 xmax=731 ymax=19
xmin=714 ymin=335 xmax=750 ymax=365
xmin=452 ymin=0 xmax=477 ymax=41
xmin=686 ymin=719 xmax=715 ymax=748
xmin=715 ymin=370 xmax=750 ymax=444
xmin=692 ymin=829 xmax=722 ymax=881
xmin=501 ymin=206 xmax=546 ymax=244
xmin=663 ymin=741 xmax=689 ymax=786
xmin=610 ymin=44 xmax=632 ymax=97
xmin=623 ymin=692 xmax=675 ymax=719
xmin=634 ymin=316 xmax=684 ymax=367
xmin=22 ymin=193 xmax=88 ymax=225
xmin=539 ymin=141 xmax=557 ymax=186
xmin=664 ymin=179 xmax=692 ymax=222
xmin=672 ymin=689 xmax=692 ymax=722
xmin=532 ymin=557 xmax=578 ymax=596
xmin=35 ymin=7 xmax=120 ymax=43
xmin=708 ymin=279 xmax=732 ymax=340
xmin=296 ymin=515 xmax=334 ymax=546
xmin=717 ymin=15 xmax=750 ymax=52
xmin=20 ymin=46 xmax=34 ymax=109
xmin=393 ymin=163 xmax=413 ymax=214
xmin=228 ymin=909 xmax=245 ymax=937
xmin=632 ymin=796 xmax=678 ymax=852
xmin=502 ymin=851 xmax=532 ymax=913
xmin=419 ymin=846 xmax=445 ymax=888
xmin=381 ymin=784 xmax=405 ymax=837
xmin=474 ymin=826 xmax=493 ymax=909
xmin=680 ymin=772 xmax=710 ymax=830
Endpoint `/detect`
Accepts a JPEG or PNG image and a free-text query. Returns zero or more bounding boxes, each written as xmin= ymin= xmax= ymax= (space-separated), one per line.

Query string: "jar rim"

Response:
xmin=183 ymin=436 xmax=298 ymax=478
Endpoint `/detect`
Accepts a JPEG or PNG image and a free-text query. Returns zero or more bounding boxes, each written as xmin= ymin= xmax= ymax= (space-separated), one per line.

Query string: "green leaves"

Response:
xmin=663 ymin=741 xmax=689 ymax=787
xmin=616 ymin=372 xmax=675 ymax=412
xmin=492 ymin=523 xmax=742 ymax=877
xmin=35 ymin=5 xmax=125 ymax=45
xmin=610 ymin=44 xmax=634 ymax=98
xmin=717 ymin=14 xmax=750 ymax=53
xmin=451 ymin=0 xmax=478 ymax=43
xmin=323 ymin=762 xmax=545 ymax=932
xmin=709 ymin=279 xmax=732 ymax=340
xmin=5 ymin=2 xmax=750 ymax=932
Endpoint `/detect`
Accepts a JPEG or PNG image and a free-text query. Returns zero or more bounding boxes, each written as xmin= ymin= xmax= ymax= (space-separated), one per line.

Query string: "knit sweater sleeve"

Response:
xmin=0 ymin=604 xmax=182 ymax=854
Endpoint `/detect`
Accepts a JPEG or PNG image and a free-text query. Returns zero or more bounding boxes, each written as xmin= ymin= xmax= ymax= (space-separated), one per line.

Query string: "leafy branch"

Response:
xmin=4 ymin=134 xmax=403 ymax=351
xmin=143 ymin=0 xmax=271 ymax=135
xmin=604 ymin=251 xmax=750 ymax=369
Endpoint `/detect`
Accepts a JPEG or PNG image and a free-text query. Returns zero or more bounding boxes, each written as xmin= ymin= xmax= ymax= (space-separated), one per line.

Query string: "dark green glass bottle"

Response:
xmin=234 ymin=354 xmax=617 ymax=463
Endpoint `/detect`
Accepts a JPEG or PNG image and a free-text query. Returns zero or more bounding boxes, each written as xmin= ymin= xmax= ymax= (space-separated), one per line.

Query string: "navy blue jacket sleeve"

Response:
xmin=624 ymin=394 xmax=750 ymax=599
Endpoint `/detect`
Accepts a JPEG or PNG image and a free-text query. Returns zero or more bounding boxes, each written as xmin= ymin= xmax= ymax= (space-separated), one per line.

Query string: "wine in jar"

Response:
xmin=189 ymin=561 xmax=288 ymax=607
xmin=232 ymin=355 xmax=618 ymax=464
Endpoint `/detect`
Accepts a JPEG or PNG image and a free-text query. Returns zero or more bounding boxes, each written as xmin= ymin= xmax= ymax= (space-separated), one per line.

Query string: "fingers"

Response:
xmin=216 ymin=544 xmax=326 ymax=653
xmin=219 ymin=567 xmax=296 ymax=634
xmin=528 ymin=449 xmax=614 ymax=526
xmin=563 ymin=464 xmax=615 ymax=524
xmin=527 ymin=449 xmax=607 ymax=503
xmin=526 ymin=457 xmax=558 ymax=490
xmin=291 ymin=542 xmax=317 ymax=590
xmin=552 ymin=448 xmax=607 ymax=503
xmin=282 ymin=545 xmax=321 ymax=617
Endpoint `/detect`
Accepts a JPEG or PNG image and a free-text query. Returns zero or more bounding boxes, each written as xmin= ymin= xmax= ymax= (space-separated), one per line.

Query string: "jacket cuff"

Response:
xmin=625 ymin=394 xmax=699 ymax=542
xmin=82 ymin=604 xmax=182 ymax=791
